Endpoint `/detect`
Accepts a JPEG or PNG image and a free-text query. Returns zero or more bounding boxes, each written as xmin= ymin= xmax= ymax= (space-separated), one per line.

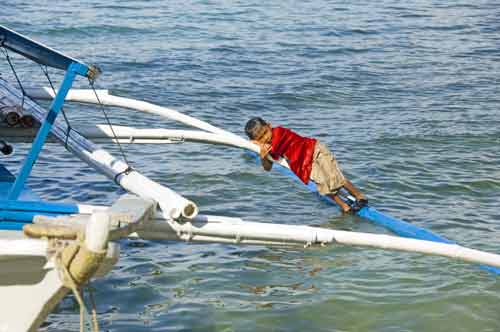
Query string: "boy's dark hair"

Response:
xmin=245 ymin=117 xmax=267 ymax=139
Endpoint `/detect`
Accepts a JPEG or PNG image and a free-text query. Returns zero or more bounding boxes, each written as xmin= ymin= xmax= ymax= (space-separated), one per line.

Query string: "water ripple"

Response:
xmin=2 ymin=0 xmax=500 ymax=331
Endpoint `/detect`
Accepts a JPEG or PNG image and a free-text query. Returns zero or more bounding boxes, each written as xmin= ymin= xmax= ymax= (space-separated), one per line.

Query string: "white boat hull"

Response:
xmin=0 ymin=229 xmax=119 ymax=332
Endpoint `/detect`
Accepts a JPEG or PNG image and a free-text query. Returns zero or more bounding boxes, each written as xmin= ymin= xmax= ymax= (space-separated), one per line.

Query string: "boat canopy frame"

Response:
xmin=1 ymin=25 xmax=88 ymax=73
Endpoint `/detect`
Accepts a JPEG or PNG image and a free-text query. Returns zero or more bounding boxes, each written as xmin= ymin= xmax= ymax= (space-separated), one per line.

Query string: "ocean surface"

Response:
xmin=1 ymin=0 xmax=500 ymax=331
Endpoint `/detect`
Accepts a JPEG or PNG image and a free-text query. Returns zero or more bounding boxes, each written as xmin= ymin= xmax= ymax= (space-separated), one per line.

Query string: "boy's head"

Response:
xmin=245 ymin=117 xmax=272 ymax=143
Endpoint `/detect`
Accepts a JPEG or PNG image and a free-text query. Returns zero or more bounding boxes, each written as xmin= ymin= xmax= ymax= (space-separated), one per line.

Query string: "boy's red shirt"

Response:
xmin=269 ymin=126 xmax=317 ymax=184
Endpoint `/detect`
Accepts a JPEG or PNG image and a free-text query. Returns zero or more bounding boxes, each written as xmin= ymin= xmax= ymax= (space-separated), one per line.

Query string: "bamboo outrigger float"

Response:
xmin=1 ymin=25 xmax=499 ymax=331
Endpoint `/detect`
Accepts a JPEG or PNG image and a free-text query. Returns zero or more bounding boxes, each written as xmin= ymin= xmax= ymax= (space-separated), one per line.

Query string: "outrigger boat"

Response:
xmin=1 ymin=25 xmax=500 ymax=332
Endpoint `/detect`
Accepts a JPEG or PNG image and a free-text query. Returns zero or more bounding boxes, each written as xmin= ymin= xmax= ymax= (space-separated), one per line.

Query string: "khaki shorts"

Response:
xmin=310 ymin=142 xmax=346 ymax=195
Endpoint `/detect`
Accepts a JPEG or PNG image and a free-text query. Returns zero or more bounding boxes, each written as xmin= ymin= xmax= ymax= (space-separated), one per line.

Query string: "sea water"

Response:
xmin=1 ymin=0 xmax=499 ymax=331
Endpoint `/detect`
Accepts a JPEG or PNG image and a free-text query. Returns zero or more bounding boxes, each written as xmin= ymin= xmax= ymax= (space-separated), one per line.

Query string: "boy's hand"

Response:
xmin=257 ymin=143 xmax=272 ymax=159
xmin=251 ymin=140 xmax=273 ymax=171
xmin=251 ymin=140 xmax=272 ymax=158
xmin=261 ymin=144 xmax=271 ymax=159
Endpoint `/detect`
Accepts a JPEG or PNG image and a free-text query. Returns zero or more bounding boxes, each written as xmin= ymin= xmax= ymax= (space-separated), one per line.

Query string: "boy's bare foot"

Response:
xmin=331 ymin=194 xmax=352 ymax=214
xmin=341 ymin=206 xmax=352 ymax=214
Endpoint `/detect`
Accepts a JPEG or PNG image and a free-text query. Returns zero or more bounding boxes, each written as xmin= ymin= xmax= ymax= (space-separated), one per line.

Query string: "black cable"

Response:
xmin=88 ymin=78 xmax=132 ymax=168
xmin=40 ymin=65 xmax=72 ymax=126
xmin=1 ymin=47 xmax=26 ymax=109
xmin=113 ymin=166 xmax=134 ymax=185
xmin=39 ymin=64 xmax=87 ymax=150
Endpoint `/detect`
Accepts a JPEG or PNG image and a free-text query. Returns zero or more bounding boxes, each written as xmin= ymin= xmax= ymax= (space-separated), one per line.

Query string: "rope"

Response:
xmin=55 ymin=248 xmax=100 ymax=332
xmin=87 ymin=282 xmax=100 ymax=332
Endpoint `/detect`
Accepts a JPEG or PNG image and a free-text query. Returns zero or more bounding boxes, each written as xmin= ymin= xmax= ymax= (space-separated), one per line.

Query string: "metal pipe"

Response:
xmin=0 ymin=106 xmax=22 ymax=126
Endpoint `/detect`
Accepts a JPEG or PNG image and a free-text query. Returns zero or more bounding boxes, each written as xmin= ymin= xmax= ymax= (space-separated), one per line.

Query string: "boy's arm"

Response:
xmin=261 ymin=157 xmax=273 ymax=171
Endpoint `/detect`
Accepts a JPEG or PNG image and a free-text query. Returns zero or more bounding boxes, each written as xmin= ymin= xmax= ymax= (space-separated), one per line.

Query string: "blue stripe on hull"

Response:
xmin=0 ymin=222 xmax=26 ymax=231
xmin=0 ymin=211 xmax=61 ymax=223
xmin=0 ymin=200 xmax=80 ymax=214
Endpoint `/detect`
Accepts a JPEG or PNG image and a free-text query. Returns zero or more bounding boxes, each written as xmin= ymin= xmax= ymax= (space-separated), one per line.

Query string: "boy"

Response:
xmin=244 ymin=117 xmax=367 ymax=213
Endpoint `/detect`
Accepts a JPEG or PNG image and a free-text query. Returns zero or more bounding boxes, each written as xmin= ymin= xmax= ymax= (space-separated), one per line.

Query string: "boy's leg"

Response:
xmin=328 ymin=193 xmax=352 ymax=213
xmin=343 ymin=179 xmax=366 ymax=201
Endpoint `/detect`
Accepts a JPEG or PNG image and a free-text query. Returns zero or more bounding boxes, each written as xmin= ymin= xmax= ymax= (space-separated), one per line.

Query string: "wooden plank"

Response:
xmin=107 ymin=194 xmax=156 ymax=240
xmin=29 ymin=195 xmax=156 ymax=240
xmin=107 ymin=194 xmax=156 ymax=225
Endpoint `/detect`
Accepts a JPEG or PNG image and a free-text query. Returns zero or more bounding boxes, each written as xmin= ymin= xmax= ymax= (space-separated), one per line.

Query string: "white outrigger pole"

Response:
xmin=25 ymin=87 xmax=292 ymax=169
xmin=31 ymin=209 xmax=500 ymax=269
xmin=22 ymin=87 xmax=500 ymax=271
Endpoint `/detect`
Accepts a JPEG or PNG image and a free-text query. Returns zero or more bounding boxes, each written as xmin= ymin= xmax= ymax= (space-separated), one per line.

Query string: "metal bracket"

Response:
xmin=87 ymin=65 xmax=101 ymax=83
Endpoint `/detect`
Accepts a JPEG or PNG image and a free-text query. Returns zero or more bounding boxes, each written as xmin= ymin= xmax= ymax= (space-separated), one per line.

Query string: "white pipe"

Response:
xmin=130 ymin=232 xmax=295 ymax=247
xmin=25 ymin=87 xmax=291 ymax=169
xmin=0 ymin=126 xmax=238 ymax=146
xmin=25 ymin=87 xmax=244 ymax=142
xmin=76 ymin=204 xmax=107 ymax=214
xmin=138 ymin=217 xmax=500 ymax=269
xmin=74 ymin=126 xmax=255 ymax=148
xmin=24 ymin=205 xmax=500 ymax=269
xmin=0 ymin=126 xmax=254 ymax=146
xmin=85 ymin=212 xmax=110 ymax=252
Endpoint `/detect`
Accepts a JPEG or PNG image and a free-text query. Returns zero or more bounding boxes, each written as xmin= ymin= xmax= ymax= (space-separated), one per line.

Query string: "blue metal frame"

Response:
xmin=7 ymin=62 xmax=89 ymax=200
xmin=1 ymin=25 xmax=79 ymax=71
